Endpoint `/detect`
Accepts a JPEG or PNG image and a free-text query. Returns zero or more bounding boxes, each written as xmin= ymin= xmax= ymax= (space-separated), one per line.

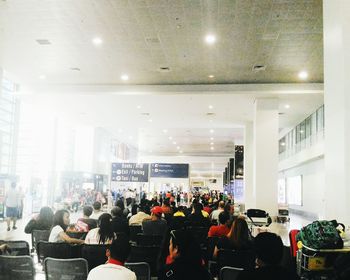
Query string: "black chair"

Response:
xmin=127 ymin=245 xmax=160 ymax=277
xmin=125 ymin=262 xmax=150 ymax=280
xmin=187 ymin=227 xmax=209 ymax=247
xmin=0 ymin=255 xmax=35 ymax=280
xmin=217 ymin=249 xmax=255 ymax=271
xmin=129 ymin=225 xmax=143 ymax=242
xmin=44 ymin=257 xmax=88 ymax=280
xmin=0 ymin=240 xmax=30 ymax=256
xmin=81 ymin=244 xmax=110 ymax=271
xmin=219 ymin=266 xmax=243 ymax=280
xmin=37 ymin=241 xmax=82 ymax=263
xmin=136 ymin=234 xmax=163 ymax=246
xmin=206 ymin=236 xmax=219 ymax=261
xmin=31 ymin=229 xmax=50 ymax=253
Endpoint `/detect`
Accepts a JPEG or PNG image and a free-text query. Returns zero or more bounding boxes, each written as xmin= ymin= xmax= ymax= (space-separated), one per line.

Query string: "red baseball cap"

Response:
xmin=152 ymin=206 xmax=163 ymax=216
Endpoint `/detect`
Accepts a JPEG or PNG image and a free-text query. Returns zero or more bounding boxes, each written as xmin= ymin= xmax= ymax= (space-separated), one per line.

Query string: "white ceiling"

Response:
xmin=0 ymin=0 xmax=324 ymax=176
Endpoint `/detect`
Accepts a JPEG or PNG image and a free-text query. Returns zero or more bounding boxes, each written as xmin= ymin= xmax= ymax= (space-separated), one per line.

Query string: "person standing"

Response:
xmin=5 ymin=182 xmax=20 ymax=231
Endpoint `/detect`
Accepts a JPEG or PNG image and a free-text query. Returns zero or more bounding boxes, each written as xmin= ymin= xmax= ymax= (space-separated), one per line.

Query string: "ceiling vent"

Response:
xmin=279 ymin=112 xmax=285 ymax=115
xmin=252 ymin=64 xmax=266 ymax=72
xmin=36 ymin=39 xmax=51 ymax=45
xmin=70 ymin=67 xmax=81 ymax=71
xmin=206 ymin=112 xmax=215 ymax=116
xmin=158 ymin=67 xmax=171 ymax=73
xmin=141 ymin=112 xmax=150 ymax=116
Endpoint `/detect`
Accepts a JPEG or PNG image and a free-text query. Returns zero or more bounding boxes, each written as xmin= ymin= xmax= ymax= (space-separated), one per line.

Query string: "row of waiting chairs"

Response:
xmin=0 ymin=255 xmax=150 ymax=280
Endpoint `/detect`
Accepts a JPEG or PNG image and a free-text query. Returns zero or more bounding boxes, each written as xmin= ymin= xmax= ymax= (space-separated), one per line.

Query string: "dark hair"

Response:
xmin=53 ymin=209 xmax=69 ymax=231
xmin=98 ymin=213 xmax=115 ymax=244
xmin=224 ymin=203 xmax=232 ymax=213
xmin=131 ymin=204 xmax=138 ymax=215
xmin=193 ymin=203 xmax=203 ymax=215
xmin=218 ymin=211 xmax=230 ymax=225
xmin=115 ymin=199 xmax=125 ymax=211
xmin=38 ymin=207 xmax=54 ymax=227
xmin=93 ymin=201 xmax=101 ymax=210
xmin=109 ymin=234 xmax=131 ymax=262
xmin=83 ymin=206 xmax=93 ymax=217
xmin=170 ymin=229 xmax=202 ymax=265
xmin=255 ymin=232 xmax=283 ymax=265
xmin=218 ymin=201 xmax=225 ymax=209
xmin=111 ymin=206 xmax=122 ymax=217
xmin=227 ymin=217 xmax=250 ymax=249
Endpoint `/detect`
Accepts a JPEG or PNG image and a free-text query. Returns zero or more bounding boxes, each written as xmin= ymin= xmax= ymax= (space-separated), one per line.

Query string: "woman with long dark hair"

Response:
xmin=85 ymin=213 xmax=116 ymax=244
xmin=158 ymin=229 xmax=212 ymax=280
xmin=24 ymin=206 xmax=54 ymax=233
xmin=49 ymin=209 xmax=84 ymax=244
xmin=213 ymin=216 xmax=252 ymax=258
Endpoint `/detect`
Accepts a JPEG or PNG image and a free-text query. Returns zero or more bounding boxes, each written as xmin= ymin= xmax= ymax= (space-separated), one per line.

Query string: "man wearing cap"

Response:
xmin=142 ymin=206 xmax=167 ymax=236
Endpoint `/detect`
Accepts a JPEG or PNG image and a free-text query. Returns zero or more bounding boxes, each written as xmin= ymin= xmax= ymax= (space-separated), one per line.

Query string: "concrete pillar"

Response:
xmin=323 ymin=0 xmax=350 ymax=225
xmin=253 ymin=99 xmax=279 ymax=216
xmin=244 ymin=121 xmax=255 ymax=210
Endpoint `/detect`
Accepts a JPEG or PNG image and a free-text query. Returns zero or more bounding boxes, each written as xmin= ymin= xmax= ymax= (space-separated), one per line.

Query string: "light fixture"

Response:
xmin=121 ymin=74 xmax=129 ymax=81
xmin=280 ymin=142 xmax=286 ymax=146
xmin=173 ymin=141 xmax=177 ymax=145
xmin=300 ymin=130 xmax=304 ymax=134
xmin=148 ymin=119 xmax=153 ymax=122
xmin=210 ymin=142 xmax=214 ymax=145
xmin=163 ymin=129 xmax=168 ymax=133
xmin=168 ymin=136 xmax=173 ymax=140
xmin=137 ymin=105 xmax=141 ymax=109
xmin=208 ymin=105 xmax=213 ymax=109
xmin=92 ymin=37 xmax=103 ymax=45
xmin=210 ymin=137 xmax=214 ymax=141
xmin=298 ymin=71 xmax=308 ymax=80
xmin=210 ymin=129 xmax=214 ymax=133
xmin=205 ymin=34 xmax=216 ymax=44
xmin=39 ymin=75 xmax=46 ymax=80
xmin=284 ymin=104 xmax=290 ymax=109
xmin=179 ymin=150 xmax=183 ymax=154
xmin=208 ymin=75 xmax=214 ymax=78
xmin=210 ymin=146 xmax=214 ymax=150
xmin=176 ymin=146 xmax=180 ymax=150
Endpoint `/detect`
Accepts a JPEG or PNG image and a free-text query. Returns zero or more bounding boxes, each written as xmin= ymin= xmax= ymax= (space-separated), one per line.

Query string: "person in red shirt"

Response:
xmin=208 ymin=211 xmax=230 ymax=237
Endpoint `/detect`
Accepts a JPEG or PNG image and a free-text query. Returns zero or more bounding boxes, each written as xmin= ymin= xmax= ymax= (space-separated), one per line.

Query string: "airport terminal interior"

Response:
xmin=1 ymin=0 xmax=350 ymax=279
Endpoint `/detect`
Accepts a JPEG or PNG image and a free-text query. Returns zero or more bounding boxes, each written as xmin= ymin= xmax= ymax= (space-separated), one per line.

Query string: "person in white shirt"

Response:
xmin=49 ymin=209 xmax=84 ymax=244
xmin=85 ymin=213 xmax=116 ymax=244
xmin=210 ymin=201 xmax=225 ymax=223
xmin=90 ymin=201 xmax=104 ymax=220
xmin=5 ymin=182 xmax=20 ymax=231
xmin=87 ymin=235 xmax=136 ymax=280
xmin=128 ymin=205 xmax=151 ymax=226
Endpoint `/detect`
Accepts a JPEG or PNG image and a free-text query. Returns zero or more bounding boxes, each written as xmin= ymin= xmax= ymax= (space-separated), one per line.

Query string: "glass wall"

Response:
xmin=279 ymin=105 xmax=324 ymax=160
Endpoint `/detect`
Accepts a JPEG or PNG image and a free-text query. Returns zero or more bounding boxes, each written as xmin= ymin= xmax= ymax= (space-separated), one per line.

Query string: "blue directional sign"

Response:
xmin=111 ymin=163 xmax=149 ymax=182
xmin=150 ymin=163 xmax=189 ymax=178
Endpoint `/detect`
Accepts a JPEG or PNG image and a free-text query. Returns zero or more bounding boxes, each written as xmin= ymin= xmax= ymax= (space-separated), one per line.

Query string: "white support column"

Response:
xmin=244 ymin=121 xmax=255 ymax=209
xmin=253 ymin=99 xmax=279 ymax=216
xmin=323 ymin=0 xmax=350 ymax=225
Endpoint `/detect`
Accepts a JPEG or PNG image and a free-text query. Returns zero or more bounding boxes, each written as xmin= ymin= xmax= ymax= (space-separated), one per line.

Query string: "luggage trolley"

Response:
xmin=245 ymin=209 xmax=272 ymax=235
xmin=297 ymin=243 xmax=350 ymax=279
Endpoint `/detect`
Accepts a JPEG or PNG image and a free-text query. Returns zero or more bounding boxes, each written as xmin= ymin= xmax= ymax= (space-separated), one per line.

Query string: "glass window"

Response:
xmin=317 ymin=106 xmax=324 ymax=132
xmin=287 ymin=176 xmax=302 ymax=206
xmin=279 ymin=137 xmax=286 ymax=154
xmin=278 ymin=178 xmax=286 ymax=204
xmin=305 ymin=117 xmax=311 ymax=139
xmin=300 ymin=120 xmax=306 ymax=141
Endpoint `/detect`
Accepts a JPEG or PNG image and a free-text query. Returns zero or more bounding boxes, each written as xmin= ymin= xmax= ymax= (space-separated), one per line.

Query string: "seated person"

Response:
xmin=85 ymin=213 xmax=116 ymax=244
xmin=210 ymin=201 xmax=225 ymax=222
xmin=90 ymin=201 xmax=104 ymax=220
xmin=187 ymin=203 xmax=210 ymax=228
xmin=129 ymin=205 xmax=151 ymax=226
xmin=24 ymin=206 xmax=54 ymax=234
xmin=111 ymin=206 xmax=129 ymax=236
xmin=77 ymin=206 xmax=97 ymax=232
xmin=142 ymin=206 xmax=167 ymax=236
xmin=48 ymin=210 xmax=84 ymax=244
xmin=213 ymin=216 xmax=252 ymax=258
xmin=158 ymin=229 xmax=213 ymax=280
xmin=0 ymin=244 xmax=10 ymax=255
xmin=237 ymin=232 xmax=299 ymax=280
xmin=208 ymin=211 xmax=230 ymax=237
xmin=87 ymin=235 xmax=136 ymax=280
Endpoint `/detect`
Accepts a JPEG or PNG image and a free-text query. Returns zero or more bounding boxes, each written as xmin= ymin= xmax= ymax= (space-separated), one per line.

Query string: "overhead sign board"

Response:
xmin=150 ymin=163 xmax=189 ymax=178
xmin=111 ymin=163 xmax=149 ymax=182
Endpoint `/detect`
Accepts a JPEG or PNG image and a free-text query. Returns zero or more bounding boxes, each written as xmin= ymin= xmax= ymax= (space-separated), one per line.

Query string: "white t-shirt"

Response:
xmin=210 ymin=209 xmax=224 ymax=221
xmin=87 ymin=263 xmax=136 ymax=280
xmin=49 ymin=225 xmax=64 ymax=242
xmin=90 ymin=211 xmax=104 ymax=220
xmin=84 ymin=228 xmax=114 ymax=245
xmin=5 ymin=188 xmax=20 ymax=207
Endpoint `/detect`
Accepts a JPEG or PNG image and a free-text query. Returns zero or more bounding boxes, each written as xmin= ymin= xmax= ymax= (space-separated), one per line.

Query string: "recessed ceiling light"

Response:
xmin=210 ymin=137 xmax=214 ymax=141
xmin=210 ymin=142 xmax=214 ymax=145
xmin=208 ymin=105 xmax=213 ymax=109
xmin=39 ymin=75 xmax=46 ymax=80
xmin=163 ymin=129 xmax=168 ymax=133
xmin=168 ymin=136 xmax=173 ymax=140
xmin=136 ymin=105 xmax=141 ymax=109
xmin=300 ymin=130 xmax=304 ymax=134
xmin=208 ymin=75 xmax=215 ymax=78
xmin=210 ymin=146 xmax=214 ymax=150
xmin=179 ymin=150 xmax=183 ymax=154
xmin=210 ymin=129 xmax=214 ymax=134
xmin=121 ymin=74 xmax=129 ymax=81
xmin=92 ymin=37 xmax=103 ymax=45
xmin=284 ymin=104 xmax=290 ymax=109
xmin=205 ymin=34 xmax=216 ymax=44
xmin=176 ymin=146 xmax=180 ymax=150
xmin=148 ymin=119 xmax=153 ymax=122
xmin=298 ymin=71 xmax=308 ymax=80
xmin=280 ymin=142 xmax=286 ymax=146
xmin=173 ymin=141 xmax=177 ymax=145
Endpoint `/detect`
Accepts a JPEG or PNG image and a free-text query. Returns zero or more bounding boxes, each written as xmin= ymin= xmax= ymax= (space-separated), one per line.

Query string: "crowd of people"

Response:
xmin=16 ymin=190 xmax=300 ymax=280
